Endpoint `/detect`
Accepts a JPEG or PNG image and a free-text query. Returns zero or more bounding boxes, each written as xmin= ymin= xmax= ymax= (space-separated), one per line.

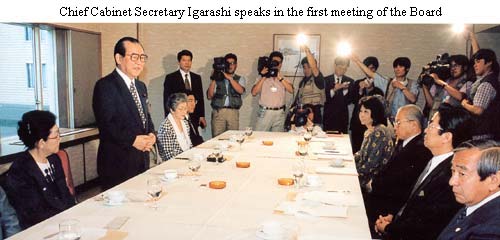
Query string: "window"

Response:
xmin=0 ymin=23 xmax=57 ymax=141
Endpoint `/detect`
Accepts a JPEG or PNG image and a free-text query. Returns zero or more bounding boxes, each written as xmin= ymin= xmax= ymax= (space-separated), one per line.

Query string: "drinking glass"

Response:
xmin=292 ymin=159 xmax=305 ymax=188
xmin=297 ymin=141 xmax=309 ymax=158
xmin=147 ymin=178 xmax=162 ymax=210
xmin=58 ymin=219 xmax=81 ymax=240
xmin=303 ymin=131 xmax=312 ymax=142
xmin=236 ymin=133 xmax=245 ymax=150
xmin=188 ymin=158 xmax=202 ymax=173
xmin=244 ymin=127 xmax=253 ymax=137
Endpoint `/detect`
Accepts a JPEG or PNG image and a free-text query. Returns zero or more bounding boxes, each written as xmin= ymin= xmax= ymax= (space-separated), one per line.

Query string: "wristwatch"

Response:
xmin=279 ymin=77 xmax=284 ymax=82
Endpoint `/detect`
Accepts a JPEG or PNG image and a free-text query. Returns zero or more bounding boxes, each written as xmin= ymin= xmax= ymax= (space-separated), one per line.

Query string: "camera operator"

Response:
xmin=207 ymin=53 xmax=246 ymax=137
xmin=286 ymin=104 xmax=314 ymax=132
xmin=292 ymin=46 xmax=325 ymax=126
xmin=251 ymin=51 xmax=294 ymax=132
xmin=422 ymin=54 xmax=472 ymax=119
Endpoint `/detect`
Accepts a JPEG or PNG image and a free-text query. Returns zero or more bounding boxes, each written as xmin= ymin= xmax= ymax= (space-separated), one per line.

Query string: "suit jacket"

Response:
xmin=163 ymin=70 xmax=205 ymax=121
xmin=366 ymin=134 xmax=432 ymax=223
xmin=438 ymin=195 xmax=500 ymax=240
xmin=92 ymin=70 xmax=155 ymax=189
xmin=4 ymin=152 xmax=75 ymax=229
xmin=323 ymin=74 xmax=354 ymax=133
xmin=384 ymin=155 xmax=462 ymax=240
xmin=188 ymin=114 xmax=204 ymax=147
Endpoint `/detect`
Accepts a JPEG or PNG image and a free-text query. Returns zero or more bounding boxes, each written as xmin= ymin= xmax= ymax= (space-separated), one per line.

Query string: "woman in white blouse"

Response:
xmin=157 ymin=93 xmax=193 ymax=161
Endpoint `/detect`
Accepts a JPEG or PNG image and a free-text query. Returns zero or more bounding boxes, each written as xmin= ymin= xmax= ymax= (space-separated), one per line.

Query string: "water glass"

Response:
xmin=147 ymin=178 xmax=162 ymax=210
xmin=58 ymin=219 xmax=81 ymax=240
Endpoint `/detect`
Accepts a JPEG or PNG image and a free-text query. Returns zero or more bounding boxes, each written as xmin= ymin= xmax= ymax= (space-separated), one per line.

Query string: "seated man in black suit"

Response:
xmin=365 ymin=104 xmax=432 ymax=234
xmin=374 ymin=106 xmax=472 ymax=240
xmin=186 ymin=91 xmax=204 ymax=146
xmin=438 ymin=140 xmax=500 ymax=240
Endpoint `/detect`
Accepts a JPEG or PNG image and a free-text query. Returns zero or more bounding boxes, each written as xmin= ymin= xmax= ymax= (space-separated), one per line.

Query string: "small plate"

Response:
xmin=255 ymin=230 xmax=286 ymax=240
xmin=160 ymin=176 xmax=177 ymax=182
xmin=104 ymin=201 xmax=124 ymax=206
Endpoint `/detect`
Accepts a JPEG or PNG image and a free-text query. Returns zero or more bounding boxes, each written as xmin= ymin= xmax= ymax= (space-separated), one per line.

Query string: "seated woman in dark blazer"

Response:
xmin=4 ymin=110 xmax=76 ymax=229
xmin=157 ymin=93 xmax=193 ymax=161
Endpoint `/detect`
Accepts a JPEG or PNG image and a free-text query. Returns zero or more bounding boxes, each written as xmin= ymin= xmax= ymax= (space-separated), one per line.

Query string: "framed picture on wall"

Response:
xmin=273 ymin=34 xmax=321 ymax=77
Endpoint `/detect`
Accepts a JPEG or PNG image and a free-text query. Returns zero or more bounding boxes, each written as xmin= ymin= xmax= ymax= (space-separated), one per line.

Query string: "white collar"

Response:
xmin=179 ymin=69 xmax=190 ymax=77
xmin=402 ymin=133 xmax=419 ymax=147
xmin=116 ymin=67 xmax=134 ymax=88
xmin=466 ymin=190 xmax=500 ymax=216
xmin=167 ymin=114 xmax=192 ymax=151
xmin=422 ymin=152 xmax=454 ymax=181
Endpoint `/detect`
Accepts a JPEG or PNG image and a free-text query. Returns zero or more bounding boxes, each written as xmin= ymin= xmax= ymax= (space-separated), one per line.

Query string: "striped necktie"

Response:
xmin=130 ymin=81 xmax=146 ymax=128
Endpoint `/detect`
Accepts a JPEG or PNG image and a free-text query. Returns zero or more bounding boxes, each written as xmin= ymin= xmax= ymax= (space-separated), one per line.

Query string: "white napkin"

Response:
xmin=275 ymin=201 xmax=348 ymax=218
xmin=298 ymin=191 xmax=359 ymax=206
xmin=315 ymin=166 xmax=358 ymax=176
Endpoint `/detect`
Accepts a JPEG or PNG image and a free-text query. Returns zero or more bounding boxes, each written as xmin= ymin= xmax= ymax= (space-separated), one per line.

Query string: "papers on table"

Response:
xmin=315 ymin=166 xmax=358 ymax=176
xmin=275 ymin=191 xmax=359 ymax=218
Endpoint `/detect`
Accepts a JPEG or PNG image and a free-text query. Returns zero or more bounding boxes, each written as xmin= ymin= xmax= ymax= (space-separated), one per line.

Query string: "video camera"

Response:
xmin=257 ymin=56 xmax=280 ymax=78
xmin=418 ymin=53 xmax=451 ymax=88
xmin=211 ymin=57 xmax=229 ymax=82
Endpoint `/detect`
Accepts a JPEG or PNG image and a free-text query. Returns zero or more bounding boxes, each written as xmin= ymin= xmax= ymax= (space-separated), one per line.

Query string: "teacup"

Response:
xmin=163 ymin=169 xmax=178 ymax=180
xmin=330 ymin=158 xmax=344 ymax=167
xmin=261 ymin=220 xmax=284 ymax=236
xmin=306 ymin=174 xmax=321 ymax=186
xmin=106 ymin=190 xmax=125 ymax=204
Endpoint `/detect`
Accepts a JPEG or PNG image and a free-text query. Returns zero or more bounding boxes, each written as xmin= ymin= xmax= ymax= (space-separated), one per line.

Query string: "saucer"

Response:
xmin=255 ymin=229 xmax=286 ymax=240
xmin=305 ymin=181 xmax=323 ymax=187
xmin=104 ymin=201 xmax=124 ymax=206
xmin=160 ymin=176 xmax=177 ymax=182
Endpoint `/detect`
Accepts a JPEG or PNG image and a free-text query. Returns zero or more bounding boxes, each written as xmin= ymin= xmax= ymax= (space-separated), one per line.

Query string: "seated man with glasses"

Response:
xmin=207 ymin=53 xmax=246 ymax=137
xmin=364 ymin=104 xmax=432 ymax=238
xmin=374 ymin=105 xmax=472 ymax=239
xmin=422 ymin=54 xmax=472 ymax=119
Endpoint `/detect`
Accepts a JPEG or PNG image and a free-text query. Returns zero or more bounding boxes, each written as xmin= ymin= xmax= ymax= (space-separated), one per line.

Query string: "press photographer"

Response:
xmin=285 ymin=103 xmax=314 ymax=132
xmin=207 ymin=53 xmax=246 ymax=137
xmin=251 ymin=51 xmax=294 ymax=132
xmin=421 ymin=54 xmax=472 ymax=118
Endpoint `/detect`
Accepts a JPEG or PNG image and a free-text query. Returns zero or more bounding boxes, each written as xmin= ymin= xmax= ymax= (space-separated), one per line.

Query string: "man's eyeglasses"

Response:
xmin=126 ymin=53 xmax=148 ymax=62
xmin=394 ymin=119 xmax=414 ymax=127
xmin=450 ymin=64 xmax=461 ymax=69
xmin=427 ymin=122 xmax=444 ymax=131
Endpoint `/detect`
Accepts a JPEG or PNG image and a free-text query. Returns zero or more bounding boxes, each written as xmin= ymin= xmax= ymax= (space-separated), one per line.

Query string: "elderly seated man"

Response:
xmin=438 ymin=140 xmax=500 ymax=239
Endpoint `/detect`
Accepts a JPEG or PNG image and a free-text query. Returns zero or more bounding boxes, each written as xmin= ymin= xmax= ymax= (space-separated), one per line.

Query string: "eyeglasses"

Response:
xmin=450 ymin=64 xmax=461 ymax=69
xmin=47 ymin=130 xmax=60 ymax=140
xmin=394 ymin=119 xmax=414 ymax=127
xmin=427 ymin=122 xmax=444 ymax=131
xmin=126 ymin=53 xmax=148 ymax=62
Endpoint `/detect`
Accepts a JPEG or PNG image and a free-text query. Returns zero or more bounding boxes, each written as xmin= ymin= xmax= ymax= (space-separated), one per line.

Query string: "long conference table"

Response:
xmin=10 ymin=131 xmax=371 ymax=240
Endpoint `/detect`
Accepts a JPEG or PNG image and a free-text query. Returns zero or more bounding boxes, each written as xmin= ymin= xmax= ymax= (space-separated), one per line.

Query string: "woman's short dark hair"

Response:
xmin=472 ymin=48 xmax=499 ymax=76
xmin=17 ymin=110 xmax=56 ymax=150
xmin=359 ymin=95 xmax=387 ymax=126
xmin=177 ymin=49 xmax=193 ymax=62
xmin=167 ymin=93 xmax=188 ymax=112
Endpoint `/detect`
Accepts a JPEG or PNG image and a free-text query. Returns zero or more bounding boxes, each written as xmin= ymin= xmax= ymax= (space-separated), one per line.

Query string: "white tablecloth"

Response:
xmin=10 ymin=131 xmax=371 ymax=240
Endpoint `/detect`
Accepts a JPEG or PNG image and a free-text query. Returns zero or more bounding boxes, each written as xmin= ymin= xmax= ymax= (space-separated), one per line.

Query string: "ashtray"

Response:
xmin=209 ymin=181 xmax=226 ymax=189
xmin=278 ymin=178 xmax=294 ymax=186
xmin=207 ymin=153 xmax=225 ymax=163
xmin=262 ymin=141 xmax=274 ymax=146
xmin=236 ymin=161 xmax=251 ymax=168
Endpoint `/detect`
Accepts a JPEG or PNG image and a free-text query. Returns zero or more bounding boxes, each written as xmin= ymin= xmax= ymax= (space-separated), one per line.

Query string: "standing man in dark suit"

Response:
xmin=323 ymin=57 xmax=354 ymax=133
xmin=438 ymin=140 xmax=500 ymax=240
xmin=163 ymin=50 xmax=206 ymax=131
xmin=375 ymin=106 xmax=472 ymax=239
xmin=365 ymin=105 xmax=432 ymax=234
xmin=92 ymin=37 xmax=156 ymax=190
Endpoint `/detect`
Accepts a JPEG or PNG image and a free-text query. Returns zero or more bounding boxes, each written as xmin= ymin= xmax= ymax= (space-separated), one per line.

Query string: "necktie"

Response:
xmin=184 ymin=73 xmax=191 ymax=90
xmin=396 ymin=160 xmax=433 ymax=218
xmin=130 ymin=81 xmax=146 ymax=128
xmin=410 ymin=159 xmax=432 ymax=196
xmin=456 ymin=208 xmax=467 ymax=223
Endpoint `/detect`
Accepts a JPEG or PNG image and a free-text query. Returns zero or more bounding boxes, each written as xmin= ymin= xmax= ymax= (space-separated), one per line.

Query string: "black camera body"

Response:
xmin=419 ymin=53 xmax=451 ymax=88
xmin=211 ymin=57 xmax=229 ymax=82
xmin=257 ymin=56 xmax=280 ymax=78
